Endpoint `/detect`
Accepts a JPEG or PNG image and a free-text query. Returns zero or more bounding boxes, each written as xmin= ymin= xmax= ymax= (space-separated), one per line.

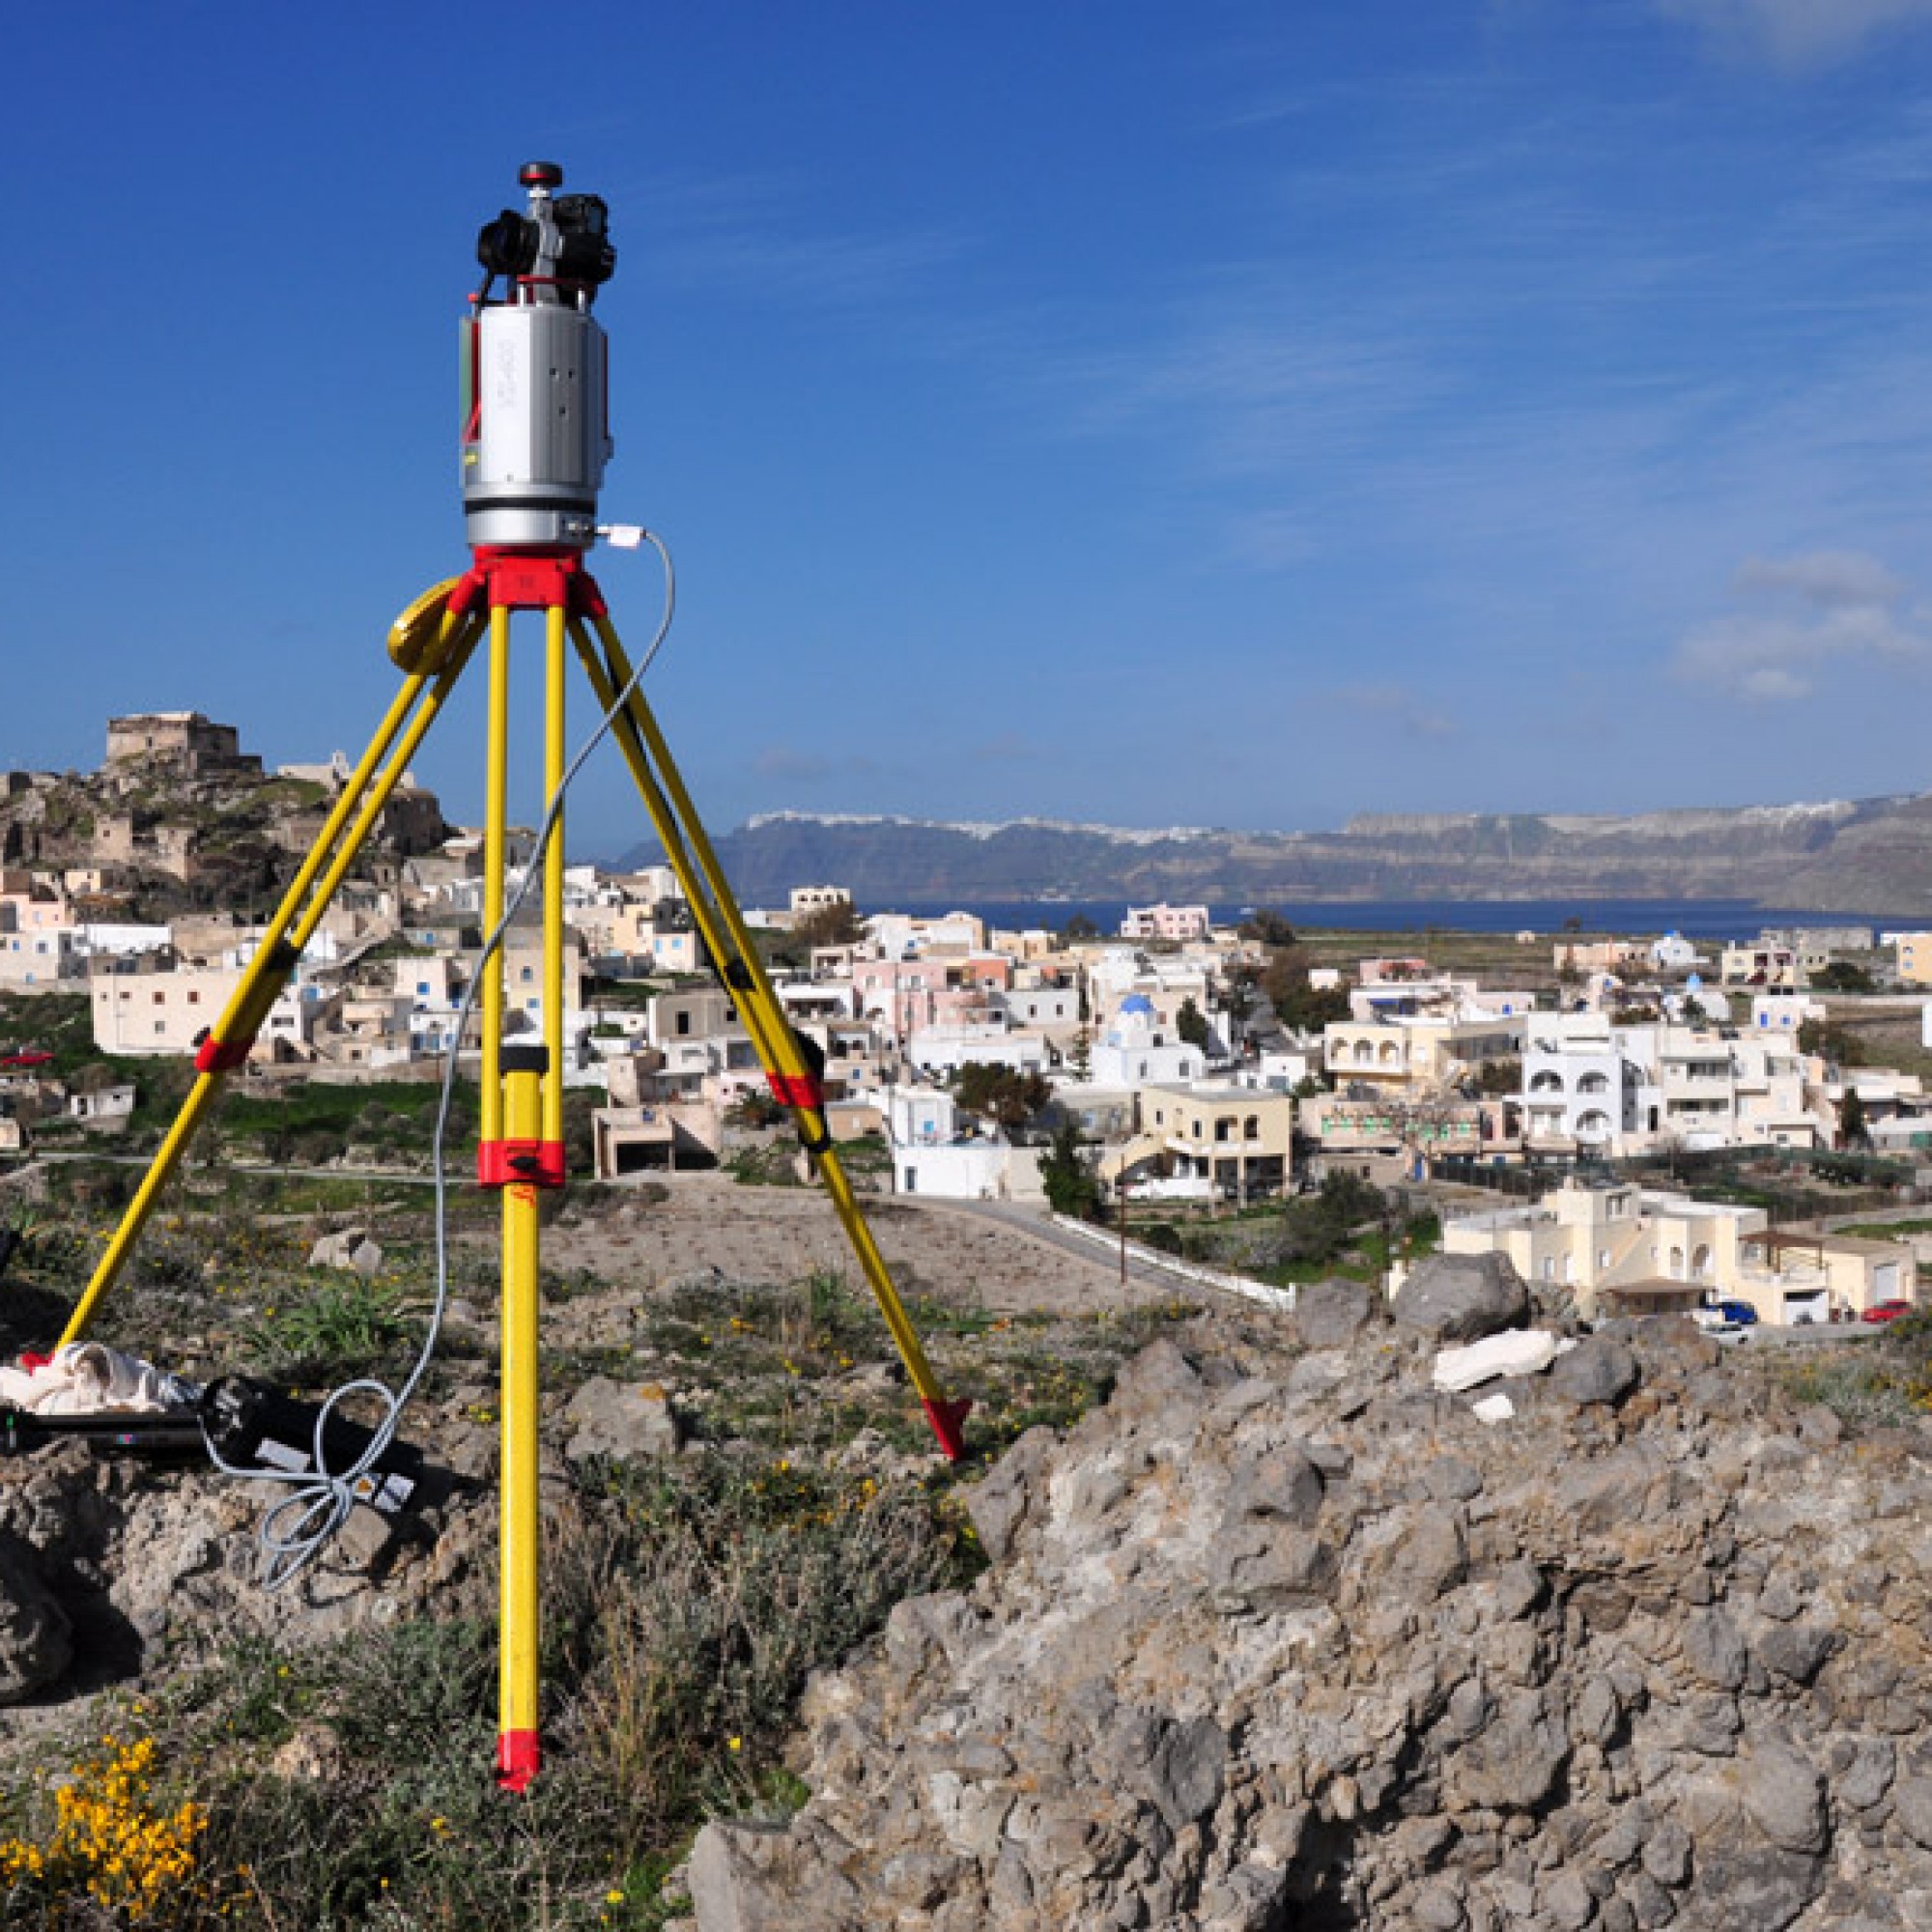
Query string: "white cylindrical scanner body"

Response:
xmin=463 ymin=301 xmax=611 ymax=551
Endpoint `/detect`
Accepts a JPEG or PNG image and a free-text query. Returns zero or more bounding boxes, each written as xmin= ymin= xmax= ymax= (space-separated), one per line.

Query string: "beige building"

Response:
xmin=1136 ymin=1081 xmax=1294 ymax=1202
xmin=1896 ymin=932 xmax=1932 ymax=986
xmin=1325 ymin=1013 xmax=1524 ymax=1094
xmin=91 ymin=960 xmax=246 ymax=1056
xmin=1442 ymin=1177 xmax=1914 ymax=1322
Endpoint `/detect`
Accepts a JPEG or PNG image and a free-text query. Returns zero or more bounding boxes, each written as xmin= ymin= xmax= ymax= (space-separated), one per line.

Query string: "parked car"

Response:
xmin=1861 ymin=1298 xmax=1915 ymax=1324
xmin=1712 ymin=1300 xmax=1759 ymax=1326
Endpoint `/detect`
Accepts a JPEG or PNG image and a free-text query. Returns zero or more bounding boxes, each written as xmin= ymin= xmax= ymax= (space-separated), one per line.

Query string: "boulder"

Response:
xmin=1548 ymin=1333 xmax=1639 ymax=1406
xmin=0 ymin=1528 xmax=71 ymax=1703
xmin=306 ymin=1228 xmax=383 ymax=1276
xmin=562 ymin=1378 xmax=682 ymax=1464
xmin=1392 ymin=1252 xmax=1529 ymax=1342
xmin=1293 ymin=1278 xmax=1375 ymax=1349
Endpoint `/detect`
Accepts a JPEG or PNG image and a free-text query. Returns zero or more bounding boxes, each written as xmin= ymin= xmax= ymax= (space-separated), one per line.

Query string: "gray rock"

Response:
xmin=1294 ymin=1278 xmax=1375 ymax=1349
xmin=966 ymin=1425 xmax=1057 ymax=1563
xmin=1446 ymin=1690 xmax=1569 ymax=1810
xmin=0 ymin=1529 xmax=71 ymax=1704
xmin=562 ymin=1377 xmax=682 ymax=1464
xmin=1101 ymin=1709 xmax=1226 ymax=1833
xmin=1108 ymin=1339 xmax=1202 ymax=1418
xmin=1220 ymin=1445 xmax=1325 ymax=1530
xmin=1543 ymin=1869 xmax=1598 ymax=1930
xmin=1393 ymin=1252 xmax=1530 ymax=1342
xmin=689 ymin=1820 xmax=862 ymax=1932
xmin=1379 ymin=1509 xmax=1469 ymax=1605
xmin=1197 ymin=1861 xmax=1290 ymax=1932
xmin=1681 ymin=1608 xmax=1747 ymax=1690
xmin=1742 ymin=1739 xmax=1829 ymax=1856
xmin=1639 ymin=1817 xmax=1690 ymax=1889
xmin=306 ymin=1228 xmax=383 ymax=1275
xmin=1413 ymin=1879 xmax=1467 ymax=1930
xmin=1686 ymin=1840 xmax=1822 ymax=1932
xmin=1837 ymin=1739 xmax=1895 ymax=1813
xmin=1549 ymin=1334 xmax=1639 ymax=1406
xmin=1208 ymin=1523 xmax=1337 ymax=1610
xmin=1757 ymin=1622 xmax=1834 ymax=1686
xmin=1893 ymin=1775 xmax=1932 ymax=1850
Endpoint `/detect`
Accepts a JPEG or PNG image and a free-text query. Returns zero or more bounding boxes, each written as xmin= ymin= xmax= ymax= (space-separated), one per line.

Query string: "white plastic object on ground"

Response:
xmin=1432 ymin=1329 xmax=1560 ymax=1393
xmin=1470 ymin=1392 xmax=1516 ymax=1425
xmin=0 ymin=1343 xmax=196 ymax=1415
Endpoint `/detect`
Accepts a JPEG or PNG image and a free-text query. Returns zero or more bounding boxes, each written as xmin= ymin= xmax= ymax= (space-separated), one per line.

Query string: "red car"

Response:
xmin=0 ymin=1049 xmax=50 ymax=1069
xmin=1861 ymin=1299 xmax=1916 ymax=1324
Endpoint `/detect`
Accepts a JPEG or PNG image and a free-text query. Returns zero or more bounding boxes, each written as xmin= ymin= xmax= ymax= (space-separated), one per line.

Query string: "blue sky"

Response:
xmin=11 ymin=1 xmax=1932 ymax=855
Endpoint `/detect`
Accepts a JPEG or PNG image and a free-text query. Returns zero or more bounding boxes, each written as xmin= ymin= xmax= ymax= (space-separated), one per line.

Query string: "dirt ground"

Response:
xmin=537 ymin=1174 xmax=1172 ymax=1319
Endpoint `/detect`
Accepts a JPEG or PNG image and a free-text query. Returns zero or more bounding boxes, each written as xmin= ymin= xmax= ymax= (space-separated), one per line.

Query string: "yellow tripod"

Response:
xmin=57 ymin=543 xmax=971 ymax=1792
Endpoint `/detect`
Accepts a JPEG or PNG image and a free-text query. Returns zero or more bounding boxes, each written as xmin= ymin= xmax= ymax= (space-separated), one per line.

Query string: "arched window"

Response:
xmin=1529 ymin=1070 xmax=1563 ymax=1094
xmin=1577 ymin=1071 xmax=1609 ymax=1094
xmin=1691 ymin=1243 xmax=1714 ymax=1282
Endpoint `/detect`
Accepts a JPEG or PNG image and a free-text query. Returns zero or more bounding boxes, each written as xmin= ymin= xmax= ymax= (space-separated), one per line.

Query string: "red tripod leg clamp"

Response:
xmin=922 ymin=1396 xmax=973 ymax=1463
xmin=477 ymin=1141 xmax=567 ymax=1188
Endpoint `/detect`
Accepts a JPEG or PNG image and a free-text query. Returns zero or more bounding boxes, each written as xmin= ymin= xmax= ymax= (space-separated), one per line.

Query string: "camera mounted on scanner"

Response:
xmin=462 ymin=161 xmax=617 ymax=553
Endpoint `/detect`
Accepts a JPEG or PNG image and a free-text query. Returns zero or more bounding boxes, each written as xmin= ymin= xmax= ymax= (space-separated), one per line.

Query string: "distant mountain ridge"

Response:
xmin=627 ymin=796 xmax=1932 ymax=916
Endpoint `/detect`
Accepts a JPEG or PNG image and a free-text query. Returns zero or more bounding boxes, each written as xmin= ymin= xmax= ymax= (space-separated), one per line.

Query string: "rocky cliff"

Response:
xmin=680 ymin=1273 xmax=1932 ymax=1931
xmin=648 ymin=798 xmax=1932 ymax=916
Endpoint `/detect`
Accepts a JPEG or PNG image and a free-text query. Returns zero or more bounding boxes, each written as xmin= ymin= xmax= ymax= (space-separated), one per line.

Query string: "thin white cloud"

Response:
xmin=634 ymin=170 xmax=965 ymax=313
xmin=1657 ymin=0 xmax=1932 ymax=67
xmin=1332 ymin=683 xmax=1458 ymax=739
xmin=1672 ymin=549 xmax=1932 ymax=698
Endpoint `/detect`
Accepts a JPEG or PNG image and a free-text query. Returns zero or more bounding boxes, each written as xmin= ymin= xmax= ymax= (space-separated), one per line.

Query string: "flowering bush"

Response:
xmin=0 ymin=1731 xmax=209 ymax=1925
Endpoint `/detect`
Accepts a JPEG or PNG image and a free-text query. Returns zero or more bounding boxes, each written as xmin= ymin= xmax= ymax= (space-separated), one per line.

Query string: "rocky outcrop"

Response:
xmin=680 ymin=1320 xmax=1932 ymax=1930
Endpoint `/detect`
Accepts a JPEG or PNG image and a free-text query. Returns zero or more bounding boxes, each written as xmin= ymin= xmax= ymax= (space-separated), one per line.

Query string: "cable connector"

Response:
xmin=596 ymin=524 xmax=648 ymax=551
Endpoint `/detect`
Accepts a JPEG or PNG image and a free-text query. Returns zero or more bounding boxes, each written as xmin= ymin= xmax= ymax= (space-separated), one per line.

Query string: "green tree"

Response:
xmin=1264 ymin=951 xmax=1350 ymax=1033
xmin=1839 ymin=1087 xmax=1870 ymax=1151
xmin=1038 ymin=1120 xmax=1102 ymax=1219
xmin=952 ymin=1062 xmax=1052 ymax=1132
xmin=792 ymin=899 xmax=865 ymax=949
xmin=1237 ymin=909 xmax=1298 ymax=949
xmin=1067 ymin=1026 xmax=1093 ymax=1080
xmin=1812 ymin=960 xmax=1875 ymax=993
xmin=1175 ymin=997 xmax=1211 ymax=1050
xmin=1799 ymin=1019 xmax=1869 ymax=1067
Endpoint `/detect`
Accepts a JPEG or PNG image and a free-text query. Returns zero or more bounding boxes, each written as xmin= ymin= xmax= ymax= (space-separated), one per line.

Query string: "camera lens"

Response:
xmin=476 ymin=211 xmax=539 ymax=278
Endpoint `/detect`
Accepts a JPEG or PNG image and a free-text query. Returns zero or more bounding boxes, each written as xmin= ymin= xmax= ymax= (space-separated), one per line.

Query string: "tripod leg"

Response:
xmin=570 ymin=613 xmax=971 ymax=1460
xmin=496 ymin=1050 xmax=545 ymax=1793
xmin=58 ymin=619 xmax=483 ymax=1348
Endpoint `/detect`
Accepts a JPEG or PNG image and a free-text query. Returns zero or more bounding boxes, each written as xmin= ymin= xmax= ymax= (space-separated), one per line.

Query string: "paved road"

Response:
xmin=898 ymin=1193 xmax=1255 ymax=1303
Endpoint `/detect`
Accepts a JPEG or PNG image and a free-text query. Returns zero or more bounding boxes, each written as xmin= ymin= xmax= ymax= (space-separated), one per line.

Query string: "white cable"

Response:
xmin=207 ymin=532 xmax=676 ymax=1588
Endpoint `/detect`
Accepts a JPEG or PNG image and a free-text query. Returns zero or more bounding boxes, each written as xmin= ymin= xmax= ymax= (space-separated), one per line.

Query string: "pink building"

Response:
xmin=1120 ymin=903 xmax=1211 ymax=943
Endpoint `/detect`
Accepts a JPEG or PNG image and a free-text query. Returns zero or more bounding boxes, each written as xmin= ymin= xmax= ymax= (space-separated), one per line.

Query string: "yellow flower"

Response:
xmin=727 ymin=1736 xmax=742 ymax=1752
